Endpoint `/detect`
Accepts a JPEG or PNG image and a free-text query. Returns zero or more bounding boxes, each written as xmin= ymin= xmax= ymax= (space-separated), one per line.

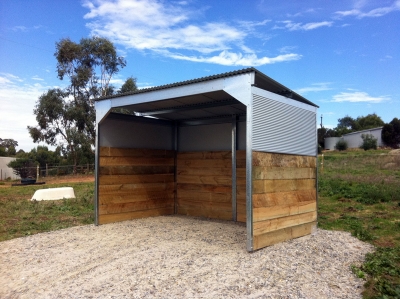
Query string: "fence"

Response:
xmin=0 ymin=164 xmax=95 ymax=181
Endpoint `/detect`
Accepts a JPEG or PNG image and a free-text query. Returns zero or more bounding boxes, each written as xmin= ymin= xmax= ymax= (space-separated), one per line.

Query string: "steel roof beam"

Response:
xmin=135 ymin=99 xmax=239 ymax=116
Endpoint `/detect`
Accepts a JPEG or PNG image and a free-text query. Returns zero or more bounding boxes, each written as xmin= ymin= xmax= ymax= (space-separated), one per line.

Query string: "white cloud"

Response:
xmin=0 ymin=74 xmax=51 ymax=151
xmin=31 ymin=76 xmax=44 ymax=81
xmin=274 ymin=20 xmax=333 ymax=31
xmin=162 ymin=50 xmax=301 ymax=66
xmin=331 ymin=91 xmax=390 ymax=103
xmin=335 ymin=0 xmax=400 ymax=18
xmin=295 ymin=82 xmax=333 ymax=94
xmin=82 ymin=0 xmax=300 ymax=66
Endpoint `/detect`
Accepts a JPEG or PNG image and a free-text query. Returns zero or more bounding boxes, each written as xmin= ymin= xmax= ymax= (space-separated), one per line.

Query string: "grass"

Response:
xmin=319 ymin=149 xmax=400 ymax=298
xmin=0 ymin=180 xmax=94 ymax=241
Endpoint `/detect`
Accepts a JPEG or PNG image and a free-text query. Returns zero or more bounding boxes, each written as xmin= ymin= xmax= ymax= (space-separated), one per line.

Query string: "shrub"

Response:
xmin=360 ymin=133 xmax=377 ymax=151
xmin=336 ymin=139 xmax=348 ymax=151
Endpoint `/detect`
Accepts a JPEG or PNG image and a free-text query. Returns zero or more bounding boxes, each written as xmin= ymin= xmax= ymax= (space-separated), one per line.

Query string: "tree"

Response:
xmin=7 ymin=158 xmax=37 ymax=179
xmin=28 ymin=37 xmax=126 ymax=171
xmin=28 ymin=89 xmax=92 ymax=170
xmin=382 ymin=118 xmax=400 ymax=148
xmin=334 ymin=114 xmax=385 ymax=136
xmin=0 ymin=138 xmax=18 ymax=156
xmin=118 ymin=76 xmax=138 ymax=94
xmin=360 ymin=134 xmax=377 ymax=150
xmin=356 ymin=113 xmax=384 ymax=130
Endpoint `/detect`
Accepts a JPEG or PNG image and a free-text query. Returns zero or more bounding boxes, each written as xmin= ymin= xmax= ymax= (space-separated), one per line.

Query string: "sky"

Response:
xmin=0 ymin=0 xmax=399 ymax=152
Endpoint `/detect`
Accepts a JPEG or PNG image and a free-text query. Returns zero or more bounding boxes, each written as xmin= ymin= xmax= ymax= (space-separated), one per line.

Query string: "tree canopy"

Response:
xmin=28 ymin=37 xmax=126 ymax=170
xmin=0 ymin=138 xmax=18 ymax=157
xmin=382 ymin=118 xmax=400 ymax=149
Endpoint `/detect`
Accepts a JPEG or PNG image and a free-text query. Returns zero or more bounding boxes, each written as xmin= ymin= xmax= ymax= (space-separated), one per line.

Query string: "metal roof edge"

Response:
xmin=343 ymin=127 xmax=383 ymax=136
xmin=96 ymin=67 xmax=318 ymax=108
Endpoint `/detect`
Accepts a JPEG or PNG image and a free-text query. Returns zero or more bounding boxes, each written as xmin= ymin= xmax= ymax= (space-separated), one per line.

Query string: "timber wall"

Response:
xmin=98 ymin=147 xmax=175 ymax=224
xmin=176 ymin=151 xmax=234 ymax=220
xmin=252 ymin=151 xmax=317 ymax=250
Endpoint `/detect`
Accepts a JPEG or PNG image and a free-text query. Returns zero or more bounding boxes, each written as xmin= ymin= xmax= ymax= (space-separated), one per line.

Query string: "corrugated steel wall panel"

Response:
xmin=252 ymin=94 xmax=316 ymax=156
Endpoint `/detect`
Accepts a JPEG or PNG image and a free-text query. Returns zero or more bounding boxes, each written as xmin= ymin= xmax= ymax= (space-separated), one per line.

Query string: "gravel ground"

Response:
xmin=0 ymin=215 xmax=374 ymax=299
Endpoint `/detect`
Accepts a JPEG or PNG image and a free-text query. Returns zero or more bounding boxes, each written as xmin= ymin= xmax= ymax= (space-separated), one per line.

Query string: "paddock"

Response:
xmin=94 ymin=68 xmax=318 ymax=252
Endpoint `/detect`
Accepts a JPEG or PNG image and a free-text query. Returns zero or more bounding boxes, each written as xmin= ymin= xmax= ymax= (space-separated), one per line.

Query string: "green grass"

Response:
xmin=319 ymin=150 xmax=400 ymax=298
xmin=0 ymin=181 xmax=94 ymax=241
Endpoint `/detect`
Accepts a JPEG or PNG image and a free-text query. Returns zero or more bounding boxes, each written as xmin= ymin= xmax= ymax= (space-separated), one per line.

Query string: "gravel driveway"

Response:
xmin=0 ymin=215 xmax=374 ymax=298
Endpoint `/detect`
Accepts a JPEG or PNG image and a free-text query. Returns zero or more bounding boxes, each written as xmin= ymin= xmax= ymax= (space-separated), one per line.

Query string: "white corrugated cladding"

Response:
xmin=252 ymin=93 xmax=316 ymax=156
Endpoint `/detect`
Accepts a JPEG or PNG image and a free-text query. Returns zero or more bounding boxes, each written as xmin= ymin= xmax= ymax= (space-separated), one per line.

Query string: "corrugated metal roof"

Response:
xmin=96 ymin=67 xmax=318 ymax=108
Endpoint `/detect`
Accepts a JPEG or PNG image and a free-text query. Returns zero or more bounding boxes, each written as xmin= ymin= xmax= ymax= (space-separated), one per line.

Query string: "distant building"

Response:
xmin=324 ymin=127 xmax=384 ymax=150
xmin=0 ymin=157 xmax=20 ymax=180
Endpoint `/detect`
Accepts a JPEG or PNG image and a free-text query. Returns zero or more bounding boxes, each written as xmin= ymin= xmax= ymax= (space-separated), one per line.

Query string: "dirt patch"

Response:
xmin=0 ymin=216 xmax=374 ymax=298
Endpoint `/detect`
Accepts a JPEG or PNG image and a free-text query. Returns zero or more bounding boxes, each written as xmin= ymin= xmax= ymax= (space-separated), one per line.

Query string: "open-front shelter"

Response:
xmin=94 ymin=68 xmax=318 ymax=252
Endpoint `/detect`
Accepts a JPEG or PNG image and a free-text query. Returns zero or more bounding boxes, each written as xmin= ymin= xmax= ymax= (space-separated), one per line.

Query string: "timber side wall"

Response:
xmin=98 ymin=147 xmax=175 ymax=224
xmin=252 ymin=151 xmax=317 ymax=250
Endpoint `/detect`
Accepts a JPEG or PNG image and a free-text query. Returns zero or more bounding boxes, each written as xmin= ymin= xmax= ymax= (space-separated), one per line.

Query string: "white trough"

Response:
xmin=31 ymin=187 xmax=76 ymax=201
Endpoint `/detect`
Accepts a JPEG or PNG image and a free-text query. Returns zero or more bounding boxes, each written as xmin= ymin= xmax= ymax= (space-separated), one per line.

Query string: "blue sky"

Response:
xmin=1 ymin=0 xmax=399 ymax=151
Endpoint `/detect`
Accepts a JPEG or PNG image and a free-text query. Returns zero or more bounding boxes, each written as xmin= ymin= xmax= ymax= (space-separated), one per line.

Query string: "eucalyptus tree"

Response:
xmin=28 ymin=37 xmax=126 ymax=170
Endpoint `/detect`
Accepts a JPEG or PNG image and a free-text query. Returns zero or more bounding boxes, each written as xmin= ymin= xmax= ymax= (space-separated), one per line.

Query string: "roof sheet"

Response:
xmin=96 ymin=67 xmax=318 ymax=108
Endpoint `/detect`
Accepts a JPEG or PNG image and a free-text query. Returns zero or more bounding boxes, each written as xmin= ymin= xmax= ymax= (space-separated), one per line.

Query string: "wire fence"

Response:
xmin=0 ymin=164 xmax=95 ymax=181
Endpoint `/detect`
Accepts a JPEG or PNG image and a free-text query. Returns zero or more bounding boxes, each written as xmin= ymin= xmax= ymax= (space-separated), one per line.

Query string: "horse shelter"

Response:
xmin=94 ymin=68 xmax=319 ymax=252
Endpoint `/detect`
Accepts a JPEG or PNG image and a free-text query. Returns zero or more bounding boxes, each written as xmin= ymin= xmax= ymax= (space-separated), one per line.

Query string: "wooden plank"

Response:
xmin=99 ymin=174 xmax=174 ymax=185
xmin=100 ymin=147 xmax=175 ymax=158
xmin=177 ymin=183 xmax=231 ymax=193
xmin=253 ymin=200 xmax=316 ymax=222
xmin=177 ymin=167 xmax=232 ymax=176
xmin=99 ymin=199 xmax=174 ymax=215
xmin=177 ymin=175 xmax=232 ymax=185
xmin=99 ymin=191 xmax=174 ymax=204
xmin=177 ymin=206 xmax=232 ymax=221
xmin=177 ymin=151 xmax=231 ymax=159
xmin=252 ymin=152 xmax=316 ymax=168
xmin=100 ymin=156 xmax=174 ymax=166
xmin=99 ymin=182 xmax=175 ymax=193
xmin=99 ymin=165 xmax=174 ymax=175
xmin=177 ymin=189 xmax=232 ymax=203
xmin=253 ymin=167 xmax=316 ymax=180
xmin=236 ymin=168 xmax=246 ymax=178
xmin=177 ymin=159 xmax=232 ymax=168
xmin=253 ymin=190 xmax=316 ymax=208
xmin=252 ymin=179 xmax=315 ymax=194
xmin=253 ymin=221 xmax=317 ymax=250
xmin=236 ymin=150 xmax=246 ymax=159
xmin=98 ymin=207 xmax=174 ymax=224
xmin=177 ymin=198 xmax=232 ymax=210
xmin=253 ymin=211 xmax=317 ymax=235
